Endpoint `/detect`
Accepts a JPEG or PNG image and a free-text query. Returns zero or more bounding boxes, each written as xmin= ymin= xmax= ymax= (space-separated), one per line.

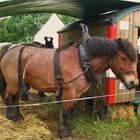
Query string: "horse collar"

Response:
xmin=78 ymin=42 xmax=98 ymax=84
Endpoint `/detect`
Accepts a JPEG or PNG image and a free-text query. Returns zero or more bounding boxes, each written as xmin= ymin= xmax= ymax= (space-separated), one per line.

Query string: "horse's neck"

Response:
xmin=91 ymin=56 xmax=110 ymax=75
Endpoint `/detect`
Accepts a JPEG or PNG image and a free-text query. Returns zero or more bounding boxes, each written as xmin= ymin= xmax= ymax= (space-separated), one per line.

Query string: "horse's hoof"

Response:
xmin=6 ymin=113 xmax=24 ymax=122
xmin=37 ymin=93 xmax=46 ymax=98
xmin=68 ymin=125 xmax=75 ymax=131
xmin=58 ymin=130 xmax=71 ymax=138
xmin=6 ymin=115 xmax=18 ymax=122
xmin=21 ymin=93 xmax=28 ymax=101
xmin=18 ymin=113 xmax=24 ymax=120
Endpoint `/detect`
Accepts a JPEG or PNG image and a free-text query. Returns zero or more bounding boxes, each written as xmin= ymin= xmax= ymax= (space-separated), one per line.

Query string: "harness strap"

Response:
xmin=18 ymin=46 xmax=29 ymax=99
xmin=53 ymin=48 xmax=63 ymax=97
xmin=22 ymin=54 xmax=33 ymax=80
xmin=54 ymin=48 xmax=63 ymax=83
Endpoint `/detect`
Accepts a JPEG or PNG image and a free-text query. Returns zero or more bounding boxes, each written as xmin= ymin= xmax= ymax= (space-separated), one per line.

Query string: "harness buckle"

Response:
xmin=83 ymin=62 xmax=91 ymax=69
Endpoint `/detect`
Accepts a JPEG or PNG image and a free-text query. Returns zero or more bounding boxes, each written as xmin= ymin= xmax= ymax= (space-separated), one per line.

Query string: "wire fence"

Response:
xmin=0 ymin=90 xmax=140 ymax=109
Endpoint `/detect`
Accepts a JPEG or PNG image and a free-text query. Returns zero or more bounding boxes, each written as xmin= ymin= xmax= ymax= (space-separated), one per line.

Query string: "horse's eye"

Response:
xmin=122 ymin=57 xmax=126 ymax=61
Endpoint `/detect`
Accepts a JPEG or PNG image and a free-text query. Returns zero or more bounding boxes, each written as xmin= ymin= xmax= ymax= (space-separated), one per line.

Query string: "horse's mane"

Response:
xmin=87 ymin=37 xmax=137 ymax=62
xmin=59 ymin=42 xmax=77 ymax=51
xmin=23 ymin=41 xmax=45 ymax=48
xmin=87 ymin=37 xmax=117 ymax=58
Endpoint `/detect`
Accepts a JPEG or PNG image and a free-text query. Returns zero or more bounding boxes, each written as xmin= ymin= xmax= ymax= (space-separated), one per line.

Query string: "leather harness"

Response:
xmin=53 ymin=41 xmax=98 ymax=94
xmin=18 ymin=46 xmax=30 ymax=96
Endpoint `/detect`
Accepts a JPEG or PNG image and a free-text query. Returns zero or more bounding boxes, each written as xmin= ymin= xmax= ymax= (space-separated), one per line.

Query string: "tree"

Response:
xmin=58 ymin=14 xmax=78 ymax=25
xmin=0 ymin=13 xmax=51 ymax=42
xmin=0 ymin=13 xmax=78 ymax=43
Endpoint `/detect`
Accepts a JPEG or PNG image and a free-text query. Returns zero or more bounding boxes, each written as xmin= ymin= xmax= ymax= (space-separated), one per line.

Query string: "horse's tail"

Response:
xmin=0 ymin=72 xmax=7 ymax=99
xmin=0 ymin=43 xmax=11 ymax=60
xmin=0 ymin=43 xmax=10 ymax=99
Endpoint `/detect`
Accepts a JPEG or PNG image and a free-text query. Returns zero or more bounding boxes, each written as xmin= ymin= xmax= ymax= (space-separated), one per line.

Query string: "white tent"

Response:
xmin=34 ymin=14 xmax=64 ymax=48
xmin=137 ymin=37 xmax=140 ymax=54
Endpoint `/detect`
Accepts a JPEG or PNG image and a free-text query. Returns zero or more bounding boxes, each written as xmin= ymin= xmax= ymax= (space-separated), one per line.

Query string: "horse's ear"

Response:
xmin=117 ymin=38 xmax=122 ymax=48
xmin=44 ymin=36 xmax=48 ymax=41
xmin=51 ymin=37 xmax=53 ymax=41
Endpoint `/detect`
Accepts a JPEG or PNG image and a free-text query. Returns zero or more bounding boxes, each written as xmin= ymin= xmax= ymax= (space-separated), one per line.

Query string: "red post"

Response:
xmin=105 ymin=77 xmax=115 ymax=104
xmin=107 ymin=23 xmax=117 ymax=39
xmin=106 ymin=23 xmax=117 ymax=104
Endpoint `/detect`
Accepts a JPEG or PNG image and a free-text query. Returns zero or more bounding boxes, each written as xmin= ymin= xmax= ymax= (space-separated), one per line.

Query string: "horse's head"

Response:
xmin=110 ymin=38 xmax=139 ymax=89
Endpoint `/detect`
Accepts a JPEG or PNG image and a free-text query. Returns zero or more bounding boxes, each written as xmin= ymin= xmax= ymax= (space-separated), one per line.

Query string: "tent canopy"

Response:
xmin=0 ymin=0 xmax=139 ymax=20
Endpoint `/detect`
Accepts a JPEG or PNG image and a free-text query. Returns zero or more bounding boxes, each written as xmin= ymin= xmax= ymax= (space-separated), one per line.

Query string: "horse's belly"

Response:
xmin=25 ymin=58 xmax=56 ymax=92
xmin=26 ymin=75 xmax=56 ymax=93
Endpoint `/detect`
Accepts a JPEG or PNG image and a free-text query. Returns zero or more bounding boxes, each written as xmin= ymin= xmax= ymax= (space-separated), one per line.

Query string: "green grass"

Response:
xmin=74 ymin=111 xmax=139 ymax=140
xmin=26 ymin=103 xmax=140 ymax=140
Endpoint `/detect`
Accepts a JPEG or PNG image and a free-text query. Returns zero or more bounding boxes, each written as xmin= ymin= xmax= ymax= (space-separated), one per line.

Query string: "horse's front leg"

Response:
xmin=5 ymin=88 xmax=23 ymax=121
xmin=58 ymin=88 xmax=76 ymax=138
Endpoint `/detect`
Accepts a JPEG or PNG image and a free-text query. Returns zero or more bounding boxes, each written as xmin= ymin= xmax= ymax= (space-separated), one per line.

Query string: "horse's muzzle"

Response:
xmin=125 ymin=80 xmax=139 ymax=90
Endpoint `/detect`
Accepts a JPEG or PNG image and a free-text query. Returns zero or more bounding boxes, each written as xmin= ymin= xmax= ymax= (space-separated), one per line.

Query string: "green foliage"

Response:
xmin=0 ymin=13 xmax=51 ymax=43
xmin=58 ymin=14 xmax=78 ymax=25
xmin=0 ymin=13 xmax=78 ymax=43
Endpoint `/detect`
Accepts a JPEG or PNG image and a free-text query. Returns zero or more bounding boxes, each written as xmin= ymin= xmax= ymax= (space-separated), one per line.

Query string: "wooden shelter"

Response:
xmin=58 ymin=5 xmax=140 ymax=105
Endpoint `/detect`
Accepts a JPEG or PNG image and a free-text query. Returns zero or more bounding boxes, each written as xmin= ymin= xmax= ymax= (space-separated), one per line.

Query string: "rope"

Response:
xmin=0 ymin=90 xmax=140 ymax=109
xmin=63 ymin=66 xmax=89 ymax=85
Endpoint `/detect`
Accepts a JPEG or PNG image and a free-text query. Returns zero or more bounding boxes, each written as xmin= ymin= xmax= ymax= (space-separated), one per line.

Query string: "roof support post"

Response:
xmin=106 ymin=23 xmax=117 ymax=104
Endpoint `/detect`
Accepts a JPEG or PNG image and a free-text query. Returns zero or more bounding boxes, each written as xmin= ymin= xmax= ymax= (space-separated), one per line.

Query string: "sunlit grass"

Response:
xmin=74 ymin=112 xmax=139 ymax=140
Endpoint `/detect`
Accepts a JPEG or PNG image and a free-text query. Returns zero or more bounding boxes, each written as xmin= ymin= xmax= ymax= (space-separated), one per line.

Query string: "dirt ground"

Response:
xmin=128 ymin=124 xmax=140 ymax=140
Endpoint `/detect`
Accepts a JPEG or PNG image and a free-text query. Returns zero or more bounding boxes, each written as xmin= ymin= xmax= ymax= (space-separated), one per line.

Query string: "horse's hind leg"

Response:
xmin=0 ymin=73 xmax=7 ymax=99
xmin=5 ymin=87 xmax=23 ymax=121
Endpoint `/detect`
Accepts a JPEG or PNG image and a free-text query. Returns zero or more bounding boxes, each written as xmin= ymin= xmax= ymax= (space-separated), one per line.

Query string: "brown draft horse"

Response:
xmin=0 ymin=37 xmax=138 ymax=138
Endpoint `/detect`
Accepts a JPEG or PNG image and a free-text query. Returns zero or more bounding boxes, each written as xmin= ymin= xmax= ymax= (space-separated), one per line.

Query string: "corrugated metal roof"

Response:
xmin=0 ymin=0 xmax=139 ymax=20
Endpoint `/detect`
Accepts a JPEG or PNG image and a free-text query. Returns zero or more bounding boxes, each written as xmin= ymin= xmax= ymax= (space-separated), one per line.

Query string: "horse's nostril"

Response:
xmin=130 ymin=81 xmax=136 ymax=87
xmin=130 ymin=80 xmax=138 ymax=88
xmin=125 ymin=81 xmax=136 ymax=90
xmin=130 ymin=81 xmax=134 ymax=85
xmin=130 ymin=80 xmax=139 ymax=86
